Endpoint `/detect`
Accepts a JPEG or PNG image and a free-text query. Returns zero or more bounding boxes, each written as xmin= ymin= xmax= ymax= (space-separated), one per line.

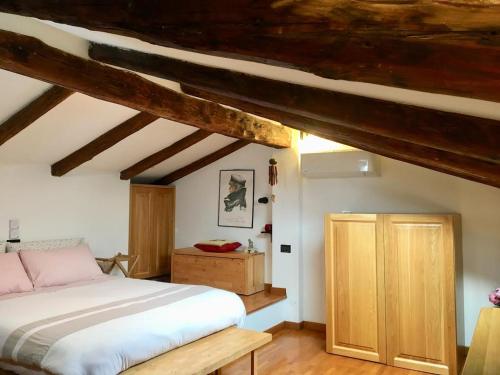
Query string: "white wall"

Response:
xmin=174 ymin=144 xmax=274 ymax=282
xmin=271 ymin=132 xmax=303 ymax=323
xmin=300 ymin=156 xmax=500 ymax=345
xmin=0 ymin=164 xmax=129 ymax=257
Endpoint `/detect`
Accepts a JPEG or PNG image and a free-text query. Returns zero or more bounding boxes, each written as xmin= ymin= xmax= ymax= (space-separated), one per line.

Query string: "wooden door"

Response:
xmin=384 ymin=214 xmax=458 ymax=375
xmin=151 ymin=187 xmax=175 ymax=275
xmin=325 ymin=214 xmax=386 ymax=363
xmin=129 ymin=186 xmax=154 ymax=278
xmin=129 ymin=185 xmax=175 ymax=279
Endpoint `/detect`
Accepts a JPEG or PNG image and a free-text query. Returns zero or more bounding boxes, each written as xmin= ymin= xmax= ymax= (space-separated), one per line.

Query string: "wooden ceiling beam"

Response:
xmin=51 ymin=112 xmax=159 ymax=176
xmin=182 ymin=86 xmax=500 ymax=188
xmin=88 ymin=44 xmax=500 ymax=164
xmin=0 ymin=30 xmax=291 ymax=149
xmin=3 ymin=1 xmax=500 ymax=101
xmin=3 ymin=0 xmax=499 ymax=33
xmin=120 ymin=129 xmax=211 ymax=180
xmin=155 ymin=140 xmax=250 ymax=185
xmin=0 ymin=85 xmax=73 ymax=146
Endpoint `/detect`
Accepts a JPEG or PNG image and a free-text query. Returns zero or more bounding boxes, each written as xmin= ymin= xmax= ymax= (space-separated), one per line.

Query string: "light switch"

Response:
xmin=9 ymin=219 xmax=20 ymax=240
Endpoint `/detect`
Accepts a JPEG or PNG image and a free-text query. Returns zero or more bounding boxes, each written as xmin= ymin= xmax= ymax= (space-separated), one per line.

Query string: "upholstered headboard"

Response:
xmin=5 ymin=238 xmax=84 ymax=253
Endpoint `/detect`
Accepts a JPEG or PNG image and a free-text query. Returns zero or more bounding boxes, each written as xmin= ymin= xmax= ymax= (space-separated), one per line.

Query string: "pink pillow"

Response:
xmin=19 ymin=245 xmax=103 ymax=288
xmin=0 ymin=253 xmax=34 ymax=296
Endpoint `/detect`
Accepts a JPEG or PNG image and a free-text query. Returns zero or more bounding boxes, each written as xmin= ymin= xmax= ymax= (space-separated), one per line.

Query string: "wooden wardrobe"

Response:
xmin=129 ymin=184 xmax=175 ymax=279
xmin=325 ymin=213 xmax=463 ymax=375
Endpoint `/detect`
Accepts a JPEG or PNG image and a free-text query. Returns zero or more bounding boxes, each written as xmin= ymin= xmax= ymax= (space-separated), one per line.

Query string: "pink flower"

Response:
xmin=489 ymin=288 xmax=500 ymax=306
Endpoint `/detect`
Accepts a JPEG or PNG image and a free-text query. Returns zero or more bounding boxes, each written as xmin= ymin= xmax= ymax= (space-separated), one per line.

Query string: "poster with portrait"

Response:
xmin=218 ymin=169 xmax=255 ymax=228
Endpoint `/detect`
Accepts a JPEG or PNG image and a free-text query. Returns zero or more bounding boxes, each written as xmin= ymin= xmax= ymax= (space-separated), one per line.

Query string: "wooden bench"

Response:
xmin=122 ymin=327 xmax=272 ymax=375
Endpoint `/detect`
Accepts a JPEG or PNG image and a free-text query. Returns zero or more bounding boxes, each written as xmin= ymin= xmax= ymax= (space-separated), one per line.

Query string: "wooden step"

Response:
xmin=240 ymin=284 xmax=287 ymax=314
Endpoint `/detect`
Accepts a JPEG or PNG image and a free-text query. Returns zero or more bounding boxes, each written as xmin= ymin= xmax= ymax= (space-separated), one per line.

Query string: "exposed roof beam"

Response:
xmin=88 ymin=43 xmax=500 ymax=164
xmin=0 ymin=85 xmax=73 ymax=146
xmin=51 ymin=112 xmax=159 ymax=176
xmin=183 ymin=85 xmax=500 ymax=188
xmin=120 ymin=129 xmax=211 ymax=180
xmin=3 ymin=1 xmax=500 ymax=101
xmin=155 ymin=140 xmax=250 ymax=185
xmin=0 ymin=30 xmax=291 ymax=149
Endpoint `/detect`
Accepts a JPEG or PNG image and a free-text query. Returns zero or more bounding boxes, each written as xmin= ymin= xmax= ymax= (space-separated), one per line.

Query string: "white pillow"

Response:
xmin=0 ymin=242 xmax=6 ymax=253
xmin=6 ymin=238 xmax=84 ymax=253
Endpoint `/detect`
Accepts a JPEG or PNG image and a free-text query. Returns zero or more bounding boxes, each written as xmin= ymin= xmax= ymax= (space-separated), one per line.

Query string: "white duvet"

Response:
xmin=0 ymin=277 xmax=246 ymax=375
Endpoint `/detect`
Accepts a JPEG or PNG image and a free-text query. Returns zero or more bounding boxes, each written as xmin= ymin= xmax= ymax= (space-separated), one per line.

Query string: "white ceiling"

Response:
xmin=0 ymin=15 xmax=241 ymax=182
xmin=0 ymin=68 xmax=235 ymax=181
xmin=1 ymin=13 xmax=500 ymax=183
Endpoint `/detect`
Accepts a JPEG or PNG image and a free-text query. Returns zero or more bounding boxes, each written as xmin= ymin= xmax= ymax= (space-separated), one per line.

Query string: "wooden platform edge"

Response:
xmin=265 ymin=320 xmax=326 ymax=334
xmin=264 ymin=283 xmax=286 ymax=297
xmin=242 ymin=284 xmax=287 ymax=314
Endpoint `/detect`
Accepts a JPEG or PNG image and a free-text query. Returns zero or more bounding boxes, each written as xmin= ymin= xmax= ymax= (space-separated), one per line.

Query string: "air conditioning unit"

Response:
xmin=301 ymin=150 xmax=380 ymax=178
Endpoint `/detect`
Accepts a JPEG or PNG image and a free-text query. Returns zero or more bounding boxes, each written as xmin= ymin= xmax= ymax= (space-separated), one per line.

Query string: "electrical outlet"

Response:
xmin=280 ymin=244 xmax=291 ymax=253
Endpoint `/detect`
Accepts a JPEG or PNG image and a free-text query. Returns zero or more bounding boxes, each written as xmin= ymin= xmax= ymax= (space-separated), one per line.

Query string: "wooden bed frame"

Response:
xmin=0 ymin=327 xmax=271 ymax=375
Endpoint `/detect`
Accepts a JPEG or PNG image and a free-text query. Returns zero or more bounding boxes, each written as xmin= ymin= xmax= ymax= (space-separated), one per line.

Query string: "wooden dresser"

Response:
xmin=171 ymin=247 xmax=264 ymax=295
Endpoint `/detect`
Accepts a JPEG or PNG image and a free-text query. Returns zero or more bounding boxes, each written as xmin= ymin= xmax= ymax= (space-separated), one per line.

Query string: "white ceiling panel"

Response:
xmin=0 ymin=70 xmax=52 ymax=124
xmin=135 ymin=134 xmax=236 ymax=182
xmin=0 ymin=93 xmax=138 ymax=164
xmin=80 ymin=118 xmax=198 ymax=173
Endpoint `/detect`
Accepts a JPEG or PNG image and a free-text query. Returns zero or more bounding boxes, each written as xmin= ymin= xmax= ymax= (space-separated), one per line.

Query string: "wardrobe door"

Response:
xmin=129 ymin=186 xmax=154 ymax=278
xmin=129 ymin=185 xmax=175 ymax=279
xmin=384 ymin=214 xmax=458 ymax=375
xmin=325 ymin=214 xmax=386 ymax=363
xmin=151 ymin=188 xmax=175 ymax=275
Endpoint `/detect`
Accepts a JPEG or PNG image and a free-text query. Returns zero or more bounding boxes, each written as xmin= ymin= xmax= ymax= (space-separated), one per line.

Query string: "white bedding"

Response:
xmin=0 ymin=277 xmax=246 ymax=375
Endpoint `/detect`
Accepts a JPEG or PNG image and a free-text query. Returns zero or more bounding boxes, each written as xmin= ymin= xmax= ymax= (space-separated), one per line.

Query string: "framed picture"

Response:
xmin=218 ymin=169 xmax=255 ymax=228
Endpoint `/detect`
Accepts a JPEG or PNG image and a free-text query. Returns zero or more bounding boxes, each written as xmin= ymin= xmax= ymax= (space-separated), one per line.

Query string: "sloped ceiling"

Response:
xmin=1 ymin=13 xmax=499 ymax=183
xmin=0 ymin=58 xmax=235 ymax=182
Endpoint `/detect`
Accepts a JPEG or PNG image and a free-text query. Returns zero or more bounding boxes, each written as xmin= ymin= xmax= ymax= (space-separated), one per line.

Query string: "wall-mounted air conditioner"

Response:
xmin=300 ymin=150 xmax=380 ymax=178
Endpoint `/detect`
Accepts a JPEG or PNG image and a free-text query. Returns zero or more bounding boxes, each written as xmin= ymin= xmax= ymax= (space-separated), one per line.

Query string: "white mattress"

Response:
xmin=0 ymin=277 xmax=246 ymax=375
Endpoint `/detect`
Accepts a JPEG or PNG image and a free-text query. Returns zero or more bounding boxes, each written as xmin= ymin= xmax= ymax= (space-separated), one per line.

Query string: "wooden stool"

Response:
xmin=96 ymin=252 xmax=139 ymax=277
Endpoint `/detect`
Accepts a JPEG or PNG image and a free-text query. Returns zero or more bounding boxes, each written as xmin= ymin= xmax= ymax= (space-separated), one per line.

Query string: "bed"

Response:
xmin=0 ymin=276 xmax=246 ymax=375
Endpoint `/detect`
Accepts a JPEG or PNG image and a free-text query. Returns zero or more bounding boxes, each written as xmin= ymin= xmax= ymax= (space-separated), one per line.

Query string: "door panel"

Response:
xmin=152 ymin=188 xmax=175 ymax=275
xmin=384 ymin=214 xmax=457 ymax=375
xmin=325 ymin=214 xmax=385 ymax=363
xmin=129 ymin=185 xmax=175 ymax=279
xmin=129 ymin=187 xmax=153 ymax=278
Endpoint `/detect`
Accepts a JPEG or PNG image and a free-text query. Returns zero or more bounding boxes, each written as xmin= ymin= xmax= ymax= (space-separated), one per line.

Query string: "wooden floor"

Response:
xmin=222 ymin=328 xmax=426 ymax=375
